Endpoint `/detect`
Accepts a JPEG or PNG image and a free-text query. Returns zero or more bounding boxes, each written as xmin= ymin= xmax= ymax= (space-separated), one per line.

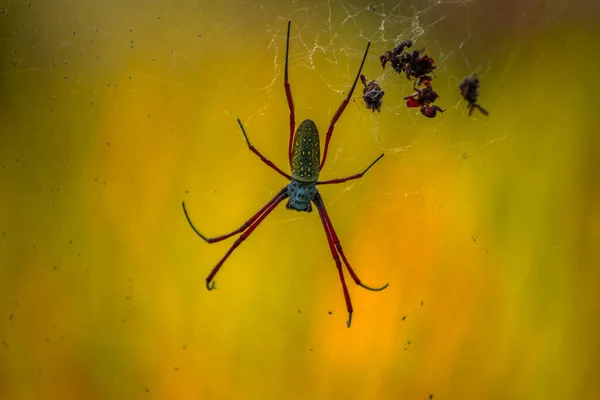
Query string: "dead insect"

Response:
xmin=380 ymin=40 xmax=413 ymax=71
xmin=360 ymin=74 xmax=385 ymax=112
xmin=381 ymin=41 xmax=437 ymax=82
xmin=459 ymin=73 xmax=488 ymax=116
xmin=415 ymin=75 xmax=433 ymax=87
xmin=403 ymin=50 xmax=436 ymax=81
xmin=403 ymin=84 xmax=445 ymax=119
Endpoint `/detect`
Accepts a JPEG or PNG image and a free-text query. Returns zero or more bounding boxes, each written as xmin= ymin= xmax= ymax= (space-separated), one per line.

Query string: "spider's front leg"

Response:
xmin=284 ymin=21 xmax=296 ymax=167
xmin=320 ymin=41 xmax=371 ymax=170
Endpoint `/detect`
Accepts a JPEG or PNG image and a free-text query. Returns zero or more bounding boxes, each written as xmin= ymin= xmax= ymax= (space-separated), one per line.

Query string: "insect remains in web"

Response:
xmin=459 ymin=73 xmax=489 ymax=116
xmin=380 ymin=40 xmax=437 ymax=82
xmin=380 ymin=40 xmax=413 ymax=75
xmin=360 ymin=74 xmax=384 ymax=112
xmin=403 ymin=79 xmax=445 ymax=119
xmin=181 ymin=21 xmax=389 ymax=328
xmin=381 ymin=40 xmax=444 ymax=118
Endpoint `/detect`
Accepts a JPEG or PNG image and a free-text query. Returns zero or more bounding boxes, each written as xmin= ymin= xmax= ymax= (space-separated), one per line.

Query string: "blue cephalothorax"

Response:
xmin=182 ymin=21 xmax=387 ymax=329
xmin=286 ymin=179 xmax=317 ymax=212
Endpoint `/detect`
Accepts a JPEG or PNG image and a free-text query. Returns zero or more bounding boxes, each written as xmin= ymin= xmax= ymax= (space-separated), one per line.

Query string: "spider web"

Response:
xmin=236 ymin=0 xmax=511 ymax=211
xmin=0 ymin=0 xmax=521 ymax=207
xmin=0 ymin=0 xmax=573 ymax=398
xmin=0 ymin=0 xmax=528 ymax=336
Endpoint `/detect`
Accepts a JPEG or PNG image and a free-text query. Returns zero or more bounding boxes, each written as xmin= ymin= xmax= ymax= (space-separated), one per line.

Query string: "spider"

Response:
xmin=403 ymin=83 xmax=445 ymax=118
xmin=360 ymin=74 xmax=385 ymax=112
xmin=182 ymin=21 xmax=388 ymax=328
xmin=459 ymin=73 xmax=489 ymax=116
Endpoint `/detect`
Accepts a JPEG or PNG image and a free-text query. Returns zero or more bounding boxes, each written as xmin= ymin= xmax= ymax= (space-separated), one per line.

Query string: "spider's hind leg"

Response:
xmin=313 ymin=194 xmax=354 ymax=328
xmin=201 ymin=188 xmax=289 ymax=290
xmin=314 ymin=193 xmax=389 ymax=292
xmin=313 ymin=192 xmax=388 ymax=328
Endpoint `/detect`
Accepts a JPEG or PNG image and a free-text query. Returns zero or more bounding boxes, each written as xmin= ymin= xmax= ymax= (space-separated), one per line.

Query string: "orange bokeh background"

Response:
xmin=1 ymin=0 xmax=599 ymax=399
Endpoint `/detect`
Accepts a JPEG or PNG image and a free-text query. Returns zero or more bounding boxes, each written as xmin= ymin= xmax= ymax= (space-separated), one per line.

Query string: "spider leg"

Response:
xmin=203 ymin=188 xmax=289 ymax=290
xmin=182 ymin=187 xmax=288 ymax=244
xmin=314 ymin=192 xmax=389 ymax=293
xmin=313 ymin=194 xmax=354 ymax=328
xmin=284 ymin=21 xmax=296 ymax=167
xmin=316 ymin=153 xmax=384 ymax=185
xmin=320 ymin=41 xmax=371 ymax=171
xmin=237 ymin=119 xmax=292 ymax=180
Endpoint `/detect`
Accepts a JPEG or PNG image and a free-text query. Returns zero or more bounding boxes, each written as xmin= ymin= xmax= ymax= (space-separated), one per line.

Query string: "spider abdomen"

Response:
xmin=291 ymin=119 xmax=320 ymax=182
xmin=286 ymin=180 xmax=317 ymax=212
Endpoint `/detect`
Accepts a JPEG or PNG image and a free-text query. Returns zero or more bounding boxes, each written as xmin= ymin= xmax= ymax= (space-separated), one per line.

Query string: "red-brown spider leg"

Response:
xmin=313 ymin=194 xmax=354 ymax=328
xmin=204 ymin=188 xmax=289 ymax=290
xmin=314 ymin=192 xmax=389 ymax=293
xmin=284 ymin=21 xmax=296 ymax=167
xmin=182 ymin=187 xmax=288 ymax=244
xmin=319 ymin=42 xmax=371 ymax=171
xmin=316 ymin=153 xmax=384 ymax=185
xmin=237 ymin=119 xmax=292 ymax=180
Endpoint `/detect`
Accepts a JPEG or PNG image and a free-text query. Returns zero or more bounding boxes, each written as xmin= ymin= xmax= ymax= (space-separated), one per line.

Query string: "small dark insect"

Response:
xmin=403 ymin=50 xmax=436 ymax=81
xmin=381 ymin=41 xmax=437 ymax=82
xmin=380 ymin=40 xmax=412 ymax=71
xmin=360 ymin=74 xmax=385 ymax=112
xmin=182 ymin=21 xmax=389 ymax=328
xmin=459 ymin=73 xmax=488 ymax=116
xmin=403 ymin=84 xmax=445 ymax=119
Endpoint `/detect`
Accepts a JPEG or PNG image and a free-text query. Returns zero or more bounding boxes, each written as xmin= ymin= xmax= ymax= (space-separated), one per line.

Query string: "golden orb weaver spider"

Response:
xmin=182 ymin=21 xmax=388 ymax=328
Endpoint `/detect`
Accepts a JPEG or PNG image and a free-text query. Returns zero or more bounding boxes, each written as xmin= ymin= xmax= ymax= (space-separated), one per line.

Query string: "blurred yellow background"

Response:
xmin=1 ymin=0 xmax=599 ymax=399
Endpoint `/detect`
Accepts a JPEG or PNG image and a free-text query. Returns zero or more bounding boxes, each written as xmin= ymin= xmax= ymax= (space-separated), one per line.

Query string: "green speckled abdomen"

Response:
xmin=291 ymin=119 xmax=320 ymax=182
